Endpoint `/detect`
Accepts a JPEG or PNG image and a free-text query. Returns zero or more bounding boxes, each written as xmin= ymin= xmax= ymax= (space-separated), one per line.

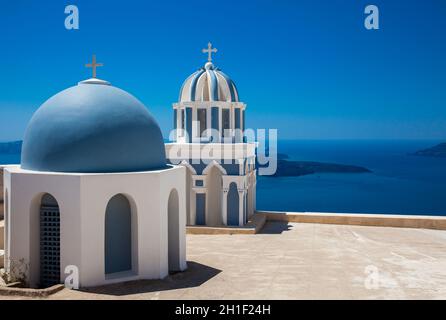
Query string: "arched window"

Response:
xmin=105 ymin=194 xmax=132 ymax=275
xmin=227 ymin=182 xmax=239 ymax=226
xmin=40 ymin=193 xmax=60 ymax=287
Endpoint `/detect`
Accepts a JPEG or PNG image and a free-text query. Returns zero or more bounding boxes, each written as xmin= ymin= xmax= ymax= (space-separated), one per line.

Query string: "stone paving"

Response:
xmin=3 ymin=221 xmax=446 ymax=299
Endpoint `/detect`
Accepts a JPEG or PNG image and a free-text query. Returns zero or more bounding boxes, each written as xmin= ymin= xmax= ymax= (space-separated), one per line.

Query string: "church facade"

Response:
xmin=3 ymin=69 xmax=187 ymax=288
xmin=2 ymin=44 xmax=256 ymax=289
xmin=166 ymin=43 xmax=257 ymax=227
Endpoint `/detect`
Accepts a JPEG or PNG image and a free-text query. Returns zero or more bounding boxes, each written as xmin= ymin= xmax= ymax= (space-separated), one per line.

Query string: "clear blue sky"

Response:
xmin=0 ymin=0 xmax=445 ymax=141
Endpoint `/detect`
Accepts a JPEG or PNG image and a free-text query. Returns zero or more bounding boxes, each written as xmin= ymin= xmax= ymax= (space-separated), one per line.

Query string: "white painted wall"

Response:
xmin=4 ymin=165 xmax=187 ymax=288
xmin=165 ymin=143 xmax=257 ymax=227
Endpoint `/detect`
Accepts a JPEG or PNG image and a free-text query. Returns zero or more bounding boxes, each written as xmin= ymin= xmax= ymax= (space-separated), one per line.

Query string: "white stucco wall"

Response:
xmin=4 ymin=165 xmax=186 ymax=288
xmin=165 ymin=143 xmax=257 ymax=227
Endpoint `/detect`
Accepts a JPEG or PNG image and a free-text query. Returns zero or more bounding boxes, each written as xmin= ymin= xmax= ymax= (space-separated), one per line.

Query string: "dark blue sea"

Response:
xmin=1 ymin=140 xmax=445 ymax=216
xmin=257 ymin=140 xmax=446 ymax=216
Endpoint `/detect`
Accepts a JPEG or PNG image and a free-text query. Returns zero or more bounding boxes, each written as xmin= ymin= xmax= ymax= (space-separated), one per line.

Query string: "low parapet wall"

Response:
xmin=186 ymin=213 xmax=266 ymax=235
xmin=257 ymin=210 xmax=446 ymax=230
xmin=0 ymin=284 xmax=65 ymax=297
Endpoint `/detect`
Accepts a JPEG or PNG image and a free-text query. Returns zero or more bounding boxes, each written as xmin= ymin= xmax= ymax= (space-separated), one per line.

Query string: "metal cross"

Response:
xmin=85 ymin=54 xmax=103 ymax=78
xmin=202 ymin=42 xmax=217 ymax=62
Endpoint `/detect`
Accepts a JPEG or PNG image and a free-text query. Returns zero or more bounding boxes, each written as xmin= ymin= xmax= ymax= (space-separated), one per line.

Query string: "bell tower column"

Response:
xmin=222 ymin=187 xmax=229 ymax=225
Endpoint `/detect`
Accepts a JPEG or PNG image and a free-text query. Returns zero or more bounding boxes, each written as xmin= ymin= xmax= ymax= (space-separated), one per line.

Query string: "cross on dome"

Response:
xmin=85 ymin=54 xmax=103 ymax=78
xmin=202 ymin=42 xmax=217 ymax=62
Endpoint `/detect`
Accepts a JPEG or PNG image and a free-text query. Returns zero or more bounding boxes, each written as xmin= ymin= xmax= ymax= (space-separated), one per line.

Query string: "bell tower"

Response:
xmin=166 ymin=43 xmax=257 ymax=227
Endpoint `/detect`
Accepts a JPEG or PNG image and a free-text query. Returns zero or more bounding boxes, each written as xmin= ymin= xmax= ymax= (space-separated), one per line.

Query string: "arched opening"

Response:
xmin=168 ymin=189 xmax=181 ymax=272
xmin=196 ymin=194 xmax=206 ymax=225
xmin=105 ymin=194 xmax=132 ymax=275
xmin=206 ymin=165 xmax=224 ymax=226
xmin=227 ymin=182 xmax=239 ymax=226
xmin=39 ymin=193 xmax=60 ymax=287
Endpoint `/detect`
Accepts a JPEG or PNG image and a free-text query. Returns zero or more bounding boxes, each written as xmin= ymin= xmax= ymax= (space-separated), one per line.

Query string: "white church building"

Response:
xmin=3 ymin=58 xmax=187 ymax=288
xmin=3 ymin=44 xmax=256 ymax=289
xmin=166 ymin=43 xmax=257 ymax=227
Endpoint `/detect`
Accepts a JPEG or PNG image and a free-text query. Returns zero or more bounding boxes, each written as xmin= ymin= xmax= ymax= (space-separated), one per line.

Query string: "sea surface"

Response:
xmin=257 ymin=140 xmax=446 ymax=216
xmin=1 ymin=140 xmax=445 ymax=216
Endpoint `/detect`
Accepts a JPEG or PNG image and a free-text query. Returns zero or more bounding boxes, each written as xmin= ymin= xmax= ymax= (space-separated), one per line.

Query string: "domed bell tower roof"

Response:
xmin=178 ymin=43 xmax=239 ymax=103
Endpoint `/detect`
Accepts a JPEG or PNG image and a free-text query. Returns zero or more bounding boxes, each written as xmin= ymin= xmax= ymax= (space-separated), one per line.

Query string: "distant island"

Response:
xmin=0 ymin=140 xmax=22 ymax=154
xmin=266 ymin=159 xmax=371 ymax=177
xmin=0 ymin=141 xmax=372 ymax=176
xmin=257 ymin=152 xmax=371 ymax=177
xmin=413 ymin=142 xmax=446 ymax=158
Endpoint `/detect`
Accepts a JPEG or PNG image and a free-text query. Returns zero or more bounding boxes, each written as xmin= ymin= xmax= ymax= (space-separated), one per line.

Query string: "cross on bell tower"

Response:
xmin=202 ymin=42 xmax=218 ymax=62
xmin=85 ymin=54 xmax=103 ymax=78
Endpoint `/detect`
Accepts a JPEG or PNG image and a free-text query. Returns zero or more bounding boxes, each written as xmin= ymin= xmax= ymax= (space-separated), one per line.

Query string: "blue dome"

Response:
xmin=21 ymin=79 xmax=167 ymax=173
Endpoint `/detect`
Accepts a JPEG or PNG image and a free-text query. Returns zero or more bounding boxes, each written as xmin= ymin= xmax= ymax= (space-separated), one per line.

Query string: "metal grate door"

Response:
xmin=40 ymin=205 xmax=60 ymax=287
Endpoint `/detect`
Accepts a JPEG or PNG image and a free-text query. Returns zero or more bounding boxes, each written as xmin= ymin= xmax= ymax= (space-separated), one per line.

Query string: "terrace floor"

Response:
xmin=3 ymin=221 xmax=446 ymax=300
